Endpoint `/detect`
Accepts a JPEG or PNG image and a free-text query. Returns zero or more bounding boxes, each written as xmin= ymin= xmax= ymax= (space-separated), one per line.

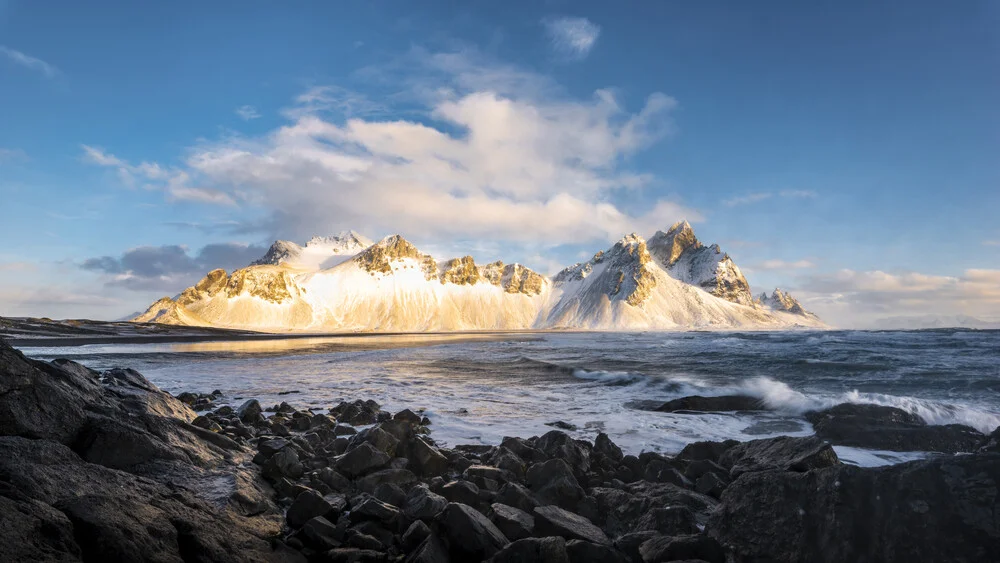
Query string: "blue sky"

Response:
xmin=1 ymin=0 xmax=998 ymax=326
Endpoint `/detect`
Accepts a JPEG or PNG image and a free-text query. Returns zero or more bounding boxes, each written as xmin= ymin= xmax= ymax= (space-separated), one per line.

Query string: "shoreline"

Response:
xmin=1 ymin=339 xmax=998 ymax=561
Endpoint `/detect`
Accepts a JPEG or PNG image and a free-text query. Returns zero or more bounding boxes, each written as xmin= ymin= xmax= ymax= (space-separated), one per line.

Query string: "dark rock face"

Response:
xmin=805 ymin=403 xmax=986 ymax=453
xmin=533 ymin=505 xmax=610 ymax=546
xmin=708 ymin=454 xmax=1000 ymax=562
xmin=655 ymin=395 xmax=765 ymax=413
xmin=489 ymin=502 xmax=535 ymax=541
xmin=639 ymin=534 xmax=726 ymax=563
xmin=440 ymin=502 xmax=510 ymax=560
xmin=718 ymin=436 xmax=840 ymax=476
xmin=487 ymin=536 xmax=569 ymax=563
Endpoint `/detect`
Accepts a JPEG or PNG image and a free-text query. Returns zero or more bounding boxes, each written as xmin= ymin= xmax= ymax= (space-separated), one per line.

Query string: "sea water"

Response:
xmin=18 ymin=330 xmax=1000 ymax=467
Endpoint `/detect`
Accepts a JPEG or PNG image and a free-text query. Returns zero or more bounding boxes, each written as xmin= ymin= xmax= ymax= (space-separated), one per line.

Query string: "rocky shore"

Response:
xmin=1 ymin=339 xmax=998 ymax=562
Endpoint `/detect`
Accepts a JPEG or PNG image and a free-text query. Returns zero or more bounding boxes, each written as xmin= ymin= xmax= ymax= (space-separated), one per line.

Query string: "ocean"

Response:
xmin=17 ymin=329 xmax=1000 ymax=468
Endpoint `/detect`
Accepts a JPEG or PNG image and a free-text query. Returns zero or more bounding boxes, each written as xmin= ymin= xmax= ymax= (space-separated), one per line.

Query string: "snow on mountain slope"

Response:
xmin=251 ymin=231 xmax=374 ymax=271
xmin=134 ymin=226 xmax=825 ymax=332
xmin=647 ymin=221 xmax=755 ymax=306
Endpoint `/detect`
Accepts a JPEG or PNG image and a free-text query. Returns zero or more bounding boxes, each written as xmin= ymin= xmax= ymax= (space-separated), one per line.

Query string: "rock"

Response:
xmin=349 ymin=426 xmax=400 ymax=457
xmin=258 ymin=437 xmax=292 ymax=457
xmin=501 ymin=436 xmax=545 ymax=463
xmin=355 ymin=468 xmax=418 ymax=493
xmin=485 ymin=447 xmax=527 ymax=482
xmin=324 ymin=548 xmax=386 ymax=562
xmin=402 ymin=520 xmax=432 ymax=550
xmin=526 ymin=458 xmax=586 ymax=510
xmin=535 ymin=431 xmax=590 ymax=478
xmin=614 ymin=531 xmax=658 ymax=563
xmin=635 ymin=506 xmax=699 ymax=535
xmin=336 ymin=442 xmax=391 ymax=478
xmin=487 ymin=536 xmax=569 ymax=563
xmin=707 ymin=453 xmax=1000 ymax=562
xmin=331 ymin=400 xmax=381 ymax=426
xmin=394 ymin=408 xmax=423 ymax=424
xmin=315 ymin=467 xmax=352 ymax=492
xmin=373 ymin=482 xmax=406 ymax=507
xmin=546 ymin=420 xmax=578 ymax=431
xmin=718 ymin=436 xmax=839 ymax=477
xmin=655 ymin=395 xmax=764 ymax=413
xmin=237 ymin=399 xmax=263 ymax=423
xmin=805 ymin=403 xmax=986 ymax=453
xmin=441 ymin=479 xmax=481 ymax=506
xmin=405 ymin=436 xmax=449 ymax=477
xmin=406 ymin=533 xmax=450 ymax=563
xmin=264 ymin=447 xmax=305 ymax=480
xmin=440 ymin=502 xmax=510 ymax=560
xmin=594 ymin=433 xmax=624 ymax=462
xmin=639 ymin=534 xmax=725 ymax=563
xmin=352 ymin=496 xmax=401 ymax=525
xmin=676 ymin=440 xmax=739 ymax=462
xmin=695 ymin=472 xmax=727 ymax=498
xmin=0 ymin=495 xmax=81 ymax=562
xmin=981 ymin=426 xmax=1000 ymax=453
xmin=464 ymin=464 xmax=510 ymax=490
xmin=496 ymin=482 xmax=540 ymax=513
xmin=301 ymin=515 xmax=342 ymax=550
xmin=288 ymin=489 xmax=338 ymax=529
xmin=566 ymin=539 xmax=629 ymax=563
xmin=533 ymin=505 xmax=610 ymax=546
xmin=489 ymin=503 xmax=535 ymax=541
xmin=404 ymin=485 xmax=449 ymax=521
xmin=643 ymin=459 xmax=692 ymax=488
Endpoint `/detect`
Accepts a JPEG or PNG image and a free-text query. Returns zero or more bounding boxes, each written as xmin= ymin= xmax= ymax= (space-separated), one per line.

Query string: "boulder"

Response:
xmin=594 ymin=433 xmax=624 ymax=462
xmin=406 ymin=533 xmax=449 ymax=563
xmin=525 ymin=458 xmax=586 ymax=510
xmin=655 ymin=395 xmax=764 ymax=413
xmin=405 ymin=436 xmax=449 ymax=477
xmin=718 ymin=436 xmax=839 ymax=476
xmin=237 ymin=399 xmax=263 ymax=423
xmin=496 ymin=481 xmax=540 ymax=513
xmin=287 ymin=489 xmax=337 ymax=529
xmin=487 ymin=536 xmax=569 ymax=563
xmin=336 ymin=442 xmax=391 ymax=478
xmin=441 ymin=479 xmax=481 ymax=506
xmin=708 ymin=453 xmax=1000 ymax=562
xmin=300 ymin=516 xmax=342 ymax=550
xmin=566 ymin=539 xmax=629 ymax=563
xmin=488 ymin=503 xmax=535 ymax=541
xmin=805 ymin=403 xmax=985 ymax=453
xmin=404 ymin=485 xmax=449 ymax=521
xmin=676 ymin=440 xmax=739 ymax=463
xmin=440 ymin=502 xmax=510 ymax=560
xmin=355 ymin=468 xmax=418 ymax=493
xmin=533 ymin=505 xmax=610 ymax=546
xmin=639 ymin=534 xmax=725 ymax=563
xmin=402 ymin=520 xmax=432 ymax=550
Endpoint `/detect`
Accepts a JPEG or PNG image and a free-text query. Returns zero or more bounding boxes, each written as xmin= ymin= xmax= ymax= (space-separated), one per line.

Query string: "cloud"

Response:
xmin=795 ymin=268 xmax=1000 ymax=327
xmin=81 ymin=145 xmax=234 ymax=205
xmin=0 ymin=45 xmax=58 ymax=77
xmin=0 ymin=261 xmax=37 ymax=272
xmin=0 ymin=147 xmax=28 ymax=163
xmin=81 ymin=242 xmax=267 ymax=291
xmin=755 ymin=259 xmax=815 ymax=270
xmin=984 ymin=240 xmax=1000 ymax=247
xmin=236 ymin=105 xmax=261 ymax=120
xmin=161 ymin=49 xmax=694 ymax=244
xmin=722 ymin=190 xmax=817 ymax=207
xmin=543 ymin=17 xmax=601 ymax=60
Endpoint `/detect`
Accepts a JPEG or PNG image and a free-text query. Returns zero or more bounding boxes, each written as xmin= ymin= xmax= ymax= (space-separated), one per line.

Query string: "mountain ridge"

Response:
xmin=134 ymin=226 xmax=824 ymax=331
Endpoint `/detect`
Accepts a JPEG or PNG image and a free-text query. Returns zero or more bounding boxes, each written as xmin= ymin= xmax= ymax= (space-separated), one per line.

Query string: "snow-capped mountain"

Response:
xmin=134 ymin=226 xmax=824 ymax=331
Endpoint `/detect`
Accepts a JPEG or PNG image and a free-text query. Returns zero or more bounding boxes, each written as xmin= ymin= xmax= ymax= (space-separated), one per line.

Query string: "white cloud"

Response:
xmin=82 ymin=145 xmax=234 ymax=205
xmin=984 ymin=240 xmax=1000 ymax=247
xmin=756 ymin=259 xmax=815 ymax=270
xmin=543 ymin=17 xmax=601 ymax=60
xmin=0 ymin=45 xmax=59 ymax=78
xmin=723 ymin=189 xmax=817 ymax=207
xmin=236 ymin=105 xmax=261 ymax=120
xmin=0 ymin=147 xmax=28 ymax=163
xmin=795 ymin=268 xmax=1000 ymax=327
xmin=172 ymin=50 xmax=695 ymax=244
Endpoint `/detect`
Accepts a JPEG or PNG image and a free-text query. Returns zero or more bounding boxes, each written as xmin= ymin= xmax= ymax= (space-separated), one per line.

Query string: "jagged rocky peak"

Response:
xmin=761 ymin=288 xmax=807 ymax=315
xmin=305 ymin=230 xmax=373 ymax=250
xmin=649 ymin=220 xmax=702 ymax=267
xmin=439 ymin=256 xmax=481 ymax=285
xmin=176 ymin=268 xmax=230 ymax=305
xmin=648 ymin=220 xmax=755 ymax=307
xmin=479 ymin=261 xmax=547 ymax=295
xmin=252 ymin=240 xmax=302 ymax=266
xmin=355 ymin=235 xmax=437 ymax=279
xmin=133 ymin=296 xmax=182 ymax=323
xmin=555 ymin=233 xmax=658 ymax=306
xmin=224 ymin=266 xmax=300 ymax=304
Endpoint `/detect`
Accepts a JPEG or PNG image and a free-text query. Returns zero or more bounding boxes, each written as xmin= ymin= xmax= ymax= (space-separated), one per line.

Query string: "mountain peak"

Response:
xmin=355 ymin=234 xmax=437 ymax=278
xmin=649 ymin=221 xmax=702 ymax=268
xmin=761 ymin=288 xmax=808 ymax=315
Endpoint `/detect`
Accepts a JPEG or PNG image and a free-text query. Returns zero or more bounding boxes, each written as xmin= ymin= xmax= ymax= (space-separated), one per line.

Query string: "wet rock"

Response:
xmin=349 ymin=426 xmax=400 ymax=457
xmin=237 ymin=399 xmax=263 ymax=423
xmin=501 ymin=436 xmax=546 ymax=463
xmin=0 ymin=495 xmax=81 ymax=562
xmin=695 ymin=472 xmax=727 ymax=498
xmin=352 ymin=496 xmax=401 ymax=525
xmin=315 ymin=467 xmax=352 ymax=492
xmin=718 ymin=436 xmax=839 ymax=477
xmin=546 ymin=420 xmax=578 ymax=431
xmin=373 ymin=482 xmax=406 ymax=507
xmin=406 ymin=533 xmax=449 ymax=563
xmin=643 ymin=459 xmax=692 ymax=488
xmin=676 ymin=440 xmax=739 ymax=462
xmin=264 ymin=447 xmax=305 ymax=480
xmin=655 ymin=395 xmax=764 ymax=413
xmin=496 ymin=482 xmax=540 ymax=513
xmin=324 ymin=548 xmax=385 ymax=562
xmin=394 ymin=408 xmax=423 ymax=424
xmin=440 ymin=502 xmax=510 ymax=560
xmin=594 ymin=433 xmax=624 ymax=462
xmin=464 ymin=464 xmax=510 ymax=490
xmin=331 ymin=400 xmax=381 ymax=426
xmin=639 ymin=534 xmax=725 ymax=563
xmin=404 ymin=485 xmax=449 ymax=521
xmin=489 ymin=503 xmax=535 ymax=541
xmin=441 ymin=479 xmax=481 ymax=506
xmin=347 ymin=530 xmax=385 ymax=551
xmin=405 ymin=436 xmax=449 ymax=477
xmin=535 ymin=431 xmax=590 ymax=479
xmin=981 ymin=426 xmax=1000 ymax=453
xmin=485 ymin=447 xmax=528 ymax=482
xmin=301 ymin=516 xmax=342 ymax=550
xmin=805 ymin=403 xmax=985 ymax=453
xmin=635 ymin=506 xmax=699 ymax=535
xmin=402 ymin=520 xmax=432 ymax=550
xmin=288 ymin=489 xmax=338 ymax=529
xmin=487 ymin=536 xmax=569 ymax=563
xmin=614 ymin=531 xmax=659 ymax=562
xmin=566 ymin=539 xmax=629 ymax=563
xmin=708 ymin=453 xmax=1000 ymax=563
xmin=533 ymin=505 xmax=610 ymax=545
xmin=336 ymin=442 xmax=392 ymax=478
xmin=355 ymin=468 xmax=418 ymax=493
xmin=526 ymin=458 xmax=586 ymax=510
xmin=258 ymin=437 xmax=292 ymax=458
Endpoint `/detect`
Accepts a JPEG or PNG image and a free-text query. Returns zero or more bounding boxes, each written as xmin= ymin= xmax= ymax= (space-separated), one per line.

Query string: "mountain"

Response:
xmin=133 ymin=226 xmax=824 ymax=332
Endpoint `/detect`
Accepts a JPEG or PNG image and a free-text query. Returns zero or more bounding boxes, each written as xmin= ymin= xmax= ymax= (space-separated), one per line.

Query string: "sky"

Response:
xmin=1 ymin=0 xmax=998 ymax=327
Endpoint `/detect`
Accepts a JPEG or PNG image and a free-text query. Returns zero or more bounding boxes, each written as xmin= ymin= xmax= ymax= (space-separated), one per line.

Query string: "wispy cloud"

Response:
xmin=755 ymin=259 xmax=816 ymax=270
xmin=0 ymin=46 xmax=59 ymax=78
xmin=984 ymin=240 xmax=1000 ymax=247
xmin=543 ymin=16 xmax=601 ymax=60
xmin=235 ymin=105 xmax=261 ymax=120
xmin=0 ymin=147 xmax=28 ymax=163
xmin=723 ymin=189 xmax=817 ymax=207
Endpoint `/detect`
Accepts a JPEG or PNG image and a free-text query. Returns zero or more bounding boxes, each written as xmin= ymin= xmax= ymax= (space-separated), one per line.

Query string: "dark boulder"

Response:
xmin=639 ymin=534 xmax=725 ymax=563
xmin=718 ymin=435 xmax=839 ymax=477
xmin=676 ymin=440 xmax=739 ymax=463
xmin=441 ymin=479 xmax=481 ymax=506
xmin=655 ymin=395 xmax=765 ymax=413
xmin=525 ymin=458 xmax=586 ymax=510
xmin=336 ymin=442 xmax=391 ymax=478
xmin=594 ymin=432 xmax=624 ymax=462
xmin=287 ymin=489 xmax=338 ymax=529
xmin=440 ymin=502 xmax=510 ymax=560
xmin=496 ymin=481 xmax=540 ymax=513
xmin=404 ymin=485 xmax=449 ymax=521
xmin=533 ymin=505 xmax=610 ymax=546
xmin=805 ymin=403 xmax=986 ymax=453
xmin=237 ymin=399 xmax=263 ymax=423
xmin=708 ymin=453 xmax=1000 ymax=562
xmin=488 ymin=502 xmax=535 ymax=541
xmin=402 ymin=520 xmax=432 ymax=550
xmin=487 ymin=536 xmax=569 ymax=563
xmin=566 ymin=539 xmax=629 ymax=563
